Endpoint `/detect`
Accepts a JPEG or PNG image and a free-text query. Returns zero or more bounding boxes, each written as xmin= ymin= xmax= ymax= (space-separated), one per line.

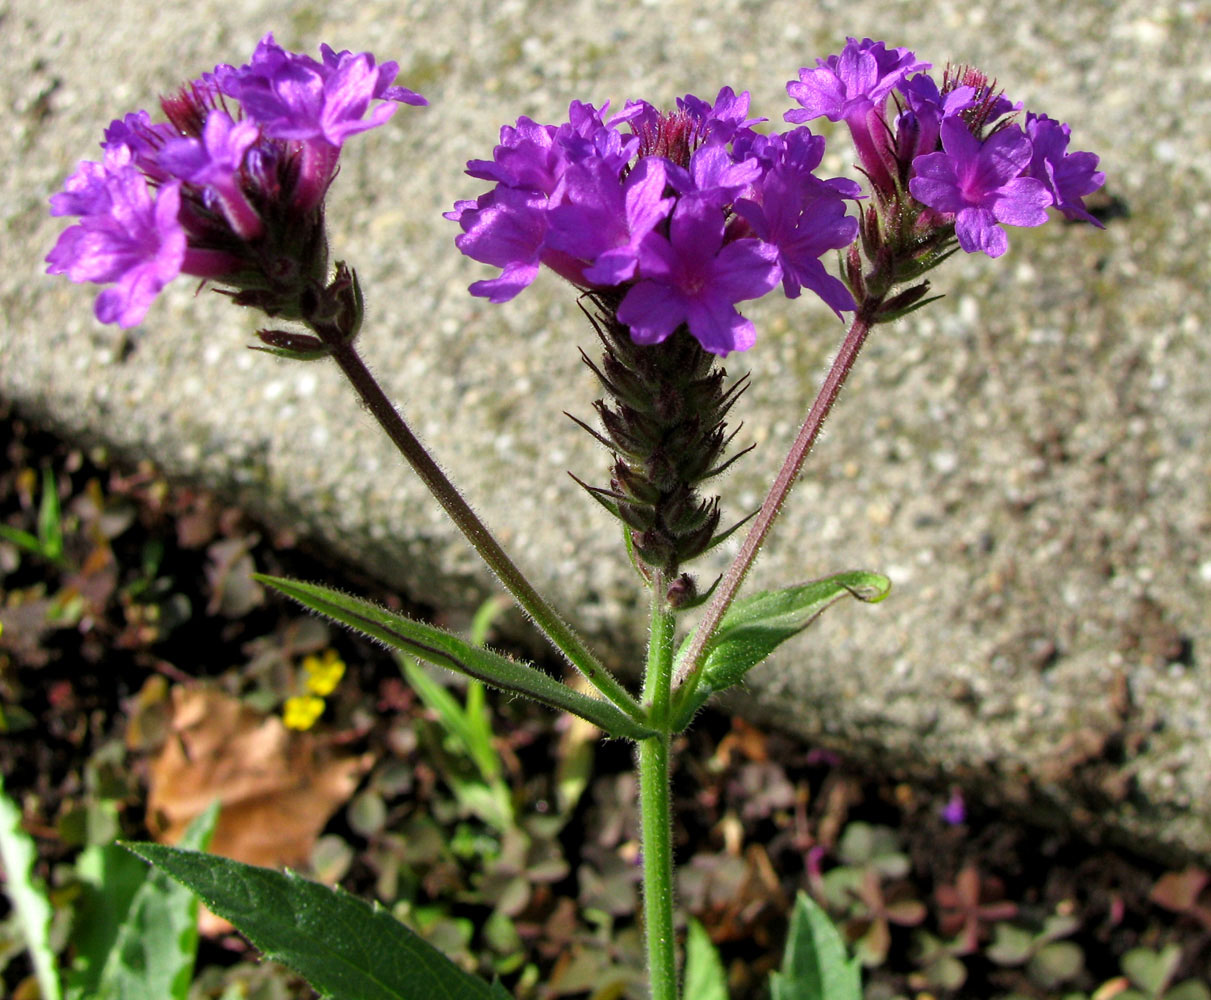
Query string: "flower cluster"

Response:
xmin=46 ymin=34 xmax=425 ymax=329
xmin=787 ymin=37 xmax=1105 ymax=261
xmin=448 ymin=90 xmax=860 ymax=356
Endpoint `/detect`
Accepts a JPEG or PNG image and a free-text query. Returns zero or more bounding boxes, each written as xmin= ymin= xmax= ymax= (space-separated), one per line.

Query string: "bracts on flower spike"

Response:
xmin=569 ymin=292 xmax=754 ymax=605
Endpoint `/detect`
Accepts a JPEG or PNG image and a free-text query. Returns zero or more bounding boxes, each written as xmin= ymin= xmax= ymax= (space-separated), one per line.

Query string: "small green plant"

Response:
xmin=812 ymin=822 xmax=927 ymax=967
xmin=934 ymin=864 xmax=1018 ymax=955
xmin=1117 ymin=943 xmax=1211 ymax=1000
xmin=0 ymin=468 xmax=67 ymax=568
xmin=1151 ymin=868 xmax=1211 ymax=931
xmin=0 ymin=777 xmax=218 ymax=1000
xmin=398 ymin=596 xmax=516 ymax=834
xmin=986 ymin=911 xmax=1085 ymax=991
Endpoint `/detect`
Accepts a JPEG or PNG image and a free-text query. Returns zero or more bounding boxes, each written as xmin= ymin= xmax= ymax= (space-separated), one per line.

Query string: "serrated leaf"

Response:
xmin=684 ymin=919 xmax=729 ymax=1000
xmin=769 ymin=892 xmax=862 ymax=1000
xmin=256 ymin=575 xmax=654 ymax=740
xmin=672 ymin=571 xmax=889 ymax=728
xmin=70 ymin=802 xmax=219 ymax=1000
xmin=127 ymin=843 xmax=509 ymax=1000
xmin=0 ymin=776 xmax=62 ymax=1000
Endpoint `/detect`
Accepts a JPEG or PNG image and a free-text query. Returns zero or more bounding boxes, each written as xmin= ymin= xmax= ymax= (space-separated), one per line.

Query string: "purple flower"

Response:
xmin=940 ymin=788 xmax=966 ymax=825
xmin=1025 ymin=113 xmax=1105 ymax=227
xmin=617 ymin=198 xmax=779 ymax=354
xmin=158 ymin=111 xmax=263 ymax=240
xmin=786 ymin=38 xmax=929 ymax=193
xmin=453 ymin=88 xmax=858 ymax=354
xmin=48 ymin=36 xmax=425 ymax=327
xmin=466 ymin=116 xmax=564 ymax=193
xmin=546 ymin=156 xmax=673 ymax=286
xmin=218 ymin=34 xmax=424 ymax=145
xmin=894 ymin=74 xmax=976 ymax=164
xmin=735 ymin=170 xmax=857 ymax=315
xmin=46 ymin=164 xmax=186 ymax=328
xmin=909 ymin=118 xmax=1052 ymax=257
xmin=449 ymin=185 xmax=551 ymax=302
xmin=786 ymin=37 xmax=928 ymax=125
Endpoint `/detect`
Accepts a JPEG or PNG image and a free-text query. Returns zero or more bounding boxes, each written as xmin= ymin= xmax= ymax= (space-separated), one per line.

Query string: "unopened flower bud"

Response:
xmin=666 ymin=573 xmax=698 ymax=609
xmin=254 ymin=328 xmax=330 ymax=360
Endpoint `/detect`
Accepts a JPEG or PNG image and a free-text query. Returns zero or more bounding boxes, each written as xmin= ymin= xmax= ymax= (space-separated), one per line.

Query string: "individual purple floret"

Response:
xmin=47 ymin=160 xmax=187 ymax=329
xmin=786 ymin=37 xmax=928 ymax=125
xmin=786 ymin=37 xmax=930 ymax=194
xmin=909 ymin=118 xmax=1052 ymax=258
xmin=47 ymin=34 xmax=425 ymax=328
xmin=616 ymin=196 xmax=780 ymax=354
xmin=450 ymin=87 xmax=858 ymax=355
xmin=1025 ymin=113 xmax=1106 ymax=227
xmin=940 ymin=788 xmax=966 ymax=825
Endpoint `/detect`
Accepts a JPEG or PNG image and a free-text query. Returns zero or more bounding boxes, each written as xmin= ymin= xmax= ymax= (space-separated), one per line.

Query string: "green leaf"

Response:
xmin=1123 ymin=944 xmax=1181 ymax=994
xmin=769 ymin=892 xmax=862 ymax=1000
xmin=37 ymin=466 xmax=66 ymax=564
xmin=0 ymin=776 xmax=62 ymax=1000
xmin=672 ymin=571 xmax=890 ymax=728
xmin=401 ymin=657 xmax=501 ymax=784
xmin=1168 ymin=980 xmax=1211 ymax=1000
xmin=469 ymin=594 xmax=512 ymax=649
xmin=0 ymin=523 xmax=42 ymax=555
xmin=255 ymin=574 xmax=655 ymax=741
xmin=126 ymin=843 xmax=509 ymax=1000
xmin=401 ymin=655 xmax=514 ymax=832
xmin=71 ymin=802 xmax=219 ymax=1000
xmin=1029 ymin=941 xmax=1084 ymax=989
xmin=684 ymin=919 xmax=729 ymax=1000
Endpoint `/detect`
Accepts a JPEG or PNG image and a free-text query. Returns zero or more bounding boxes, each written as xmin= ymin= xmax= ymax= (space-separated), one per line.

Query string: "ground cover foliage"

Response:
xmin=2 ymin=399 xmax=1209 ymax=999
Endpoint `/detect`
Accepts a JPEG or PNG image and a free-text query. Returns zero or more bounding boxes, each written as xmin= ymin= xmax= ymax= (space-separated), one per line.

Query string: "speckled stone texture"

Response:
xmin=5 ymin=0 xmax=1209 ymax=859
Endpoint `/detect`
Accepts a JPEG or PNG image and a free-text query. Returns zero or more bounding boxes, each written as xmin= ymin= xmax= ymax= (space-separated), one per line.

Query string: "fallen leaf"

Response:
xmin=147 ymin=686 xmax=369 ymax=932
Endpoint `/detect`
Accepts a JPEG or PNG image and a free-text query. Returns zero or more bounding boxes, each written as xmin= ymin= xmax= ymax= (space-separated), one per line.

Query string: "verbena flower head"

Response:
xmin=47 ymin=34 xmax=425 ymax=329
xmin=449 ymin=88 xmax=859 ymax=356
xmin=786 ymin=41 xmax=1105 ymax=267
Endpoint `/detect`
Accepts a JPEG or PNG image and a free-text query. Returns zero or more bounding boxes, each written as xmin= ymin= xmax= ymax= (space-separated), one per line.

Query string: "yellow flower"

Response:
xmin=282 ymin=694 xmax=325 ymax=731
xmin=303 ymin=649 xmax=346 ymax=696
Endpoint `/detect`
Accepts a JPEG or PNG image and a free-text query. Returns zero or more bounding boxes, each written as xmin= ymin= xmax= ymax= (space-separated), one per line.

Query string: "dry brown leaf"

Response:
xmin=147 ymin=685 xmax=369 ymax=934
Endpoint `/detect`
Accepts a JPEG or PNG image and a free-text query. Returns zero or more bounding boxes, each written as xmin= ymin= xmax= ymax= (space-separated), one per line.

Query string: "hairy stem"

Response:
xmin=639 ymin=578 xmax=678 ymax=1000
xmin=325 ymin=338 xmax=645 ymax=722
xmin=673 ymin=308 xmax=877 ymax=695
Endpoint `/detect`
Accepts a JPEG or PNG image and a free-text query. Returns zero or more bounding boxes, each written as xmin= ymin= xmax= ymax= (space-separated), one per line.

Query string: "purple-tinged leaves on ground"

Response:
xmin=1150 ymin=868 xmax=1211 ymax=930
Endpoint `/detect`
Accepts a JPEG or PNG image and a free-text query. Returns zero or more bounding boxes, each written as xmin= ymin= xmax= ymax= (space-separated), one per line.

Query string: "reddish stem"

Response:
xmin=673 ymin=307 xmax=877 ymax=692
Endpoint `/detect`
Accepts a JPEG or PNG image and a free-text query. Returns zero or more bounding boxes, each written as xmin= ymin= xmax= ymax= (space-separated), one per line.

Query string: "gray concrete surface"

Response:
xmin=4 ymin=0 xmax=1209 ymax=860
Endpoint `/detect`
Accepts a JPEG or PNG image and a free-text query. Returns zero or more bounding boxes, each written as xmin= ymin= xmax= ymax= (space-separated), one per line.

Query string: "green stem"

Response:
xmin=325 ymin=337 xmax=645 ymax=723
xmin=639 ymin=579 xmax=678 ymax=1000
xmin=672 ymin=308 xmax=877 ymax=698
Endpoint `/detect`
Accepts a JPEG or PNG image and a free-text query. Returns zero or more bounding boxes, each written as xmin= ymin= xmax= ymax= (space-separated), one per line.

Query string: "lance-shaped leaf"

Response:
xmin=255 ymin=575 xmax=655 ymax=741
xmin=770 ymin=892 xmax=863 ymax=1000
xmin=684 ymin=919 xmax=730 ymax=1000
xmin=126 ymin=844 xmax=510 ymax=1000
xmin=671 ymin=570 xmax=890 ymax=730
